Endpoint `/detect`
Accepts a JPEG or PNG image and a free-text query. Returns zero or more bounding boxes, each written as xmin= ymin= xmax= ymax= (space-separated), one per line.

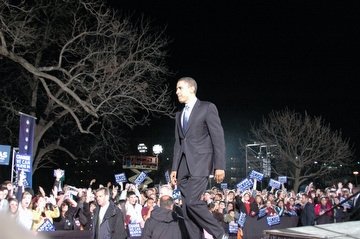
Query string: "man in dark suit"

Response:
xmin=300 ymin=193 xmax=315 ymax=226
xmin=92 ymin=187 xmax=127 ymax=239
xmin=170 ymin=77 xmax=228 ymax=239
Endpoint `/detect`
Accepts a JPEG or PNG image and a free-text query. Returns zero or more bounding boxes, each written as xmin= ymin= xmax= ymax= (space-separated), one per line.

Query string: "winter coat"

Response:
xmin=92 ymin=201 xmax=127 ymax=239
xmin=141 ymin=206 xmax=182 ymax=239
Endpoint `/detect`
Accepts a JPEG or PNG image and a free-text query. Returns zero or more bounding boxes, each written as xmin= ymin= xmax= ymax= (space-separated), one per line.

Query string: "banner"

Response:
xmin=115 ymin=173 xmax=127 ymax=184
xmin=134 ymin=171 xmax=147 ymax=186
xmin=266 ymin=215 xmax=280 ymax=226
xmin=249 ymin=170 xmax=264 ymax=181
xmin=17 ymin=113 xmax=36 ymax=188
xmin=0 ymin=145 xmax=11 ymax=165
xmin=236 ymin=178 xmax=253 ymax=192
xmin=221 ymin=183 xmax=228 ymax=190
xmin=268 ymin=178 xmax=281 ymax=189
xmin=238 ymin=211 xmax=247 ymax=228
xmin=278 ymin=176 xmax=287 ymax=184
xmin=128 ymin=223 xmax=142 ymax=237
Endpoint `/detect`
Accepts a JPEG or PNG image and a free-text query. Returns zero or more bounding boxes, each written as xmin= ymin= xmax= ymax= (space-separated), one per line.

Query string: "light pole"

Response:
xmin=353 ymin=171 xmax=359 ymax=186
xmin=137 ymin=143 xmax=148 ymax=154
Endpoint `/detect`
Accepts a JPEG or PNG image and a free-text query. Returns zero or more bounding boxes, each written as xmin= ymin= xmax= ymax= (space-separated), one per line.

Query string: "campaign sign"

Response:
xmin=115 ymin=173 xmax=127 ymax=184
xmin=134 ymin=171 xmax=147 ymax=185
xmin=0 ymin=145 xmax=11 ymax=165
xmin=236 ymin=178 xmax=253 ymax=192
xmin=249 ymin=170 xmax=264 ymax=181
xmin=228 ymin=222 xmax=238 ymax=234
xmin=258 ymin=207 xmax=267 ymax=219
xmin=37 ymin=219 xmax=56 ymax=232
xmin=237 ymin=211 xmax=247 ymax=228
xmin=165 ymin=171 xmax=170 ymax=183
xmin=268 ymin=179 xmax=281 ymax=189
xmin=172 ymin=189 xmax=181 ymax=200
xmin=128 ymin=223 xmax=142 ymax=237
xmin=278 ymin=176 xmax=287 ymax=184
xmin=15 ymin=154 xmax=31 ymax=172
xmin=221 ymin=183 xmax=228 ymax=190
xmin=267 ymin=215 xmax=280 ymax=226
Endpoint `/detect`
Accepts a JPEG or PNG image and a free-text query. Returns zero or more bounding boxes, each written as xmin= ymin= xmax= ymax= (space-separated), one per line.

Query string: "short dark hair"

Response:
xmin=178 ymin=77 xmax=198 ymax=94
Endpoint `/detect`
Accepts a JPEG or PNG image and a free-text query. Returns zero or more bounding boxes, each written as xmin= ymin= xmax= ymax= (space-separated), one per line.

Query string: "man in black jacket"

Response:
xmin=92 ymin=187 xmax=127 ymax=239
xmin=300 ymin=193 xmax=315 ymax=226
xmin=142 ymin=195 xmax=182 ymax=239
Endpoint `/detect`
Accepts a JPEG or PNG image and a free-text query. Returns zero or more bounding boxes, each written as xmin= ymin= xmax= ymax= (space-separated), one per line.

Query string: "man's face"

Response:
xmin=176 ymin=80 xmax=194 ymax=104
xmin=96 ymin=190 xmax=109 ymax=207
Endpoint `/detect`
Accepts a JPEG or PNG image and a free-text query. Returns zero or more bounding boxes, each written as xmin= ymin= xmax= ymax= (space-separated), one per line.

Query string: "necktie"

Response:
xmin=182 ymin=105 xmax=189 ymax=131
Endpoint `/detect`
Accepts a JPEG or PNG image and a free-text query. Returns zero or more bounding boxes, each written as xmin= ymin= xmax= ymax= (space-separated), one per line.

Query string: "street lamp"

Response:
xmin=137 ymin=143 xmax=147 ymax=154
xmin=353 ymin=171 xmax=359 ymax=186
xmin=152 ymin=144 xmax=163 ymax=156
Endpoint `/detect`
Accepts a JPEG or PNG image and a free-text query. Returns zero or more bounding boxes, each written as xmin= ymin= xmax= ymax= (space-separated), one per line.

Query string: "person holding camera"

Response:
xmin=31 ymin=192 xmax=60 ymax=231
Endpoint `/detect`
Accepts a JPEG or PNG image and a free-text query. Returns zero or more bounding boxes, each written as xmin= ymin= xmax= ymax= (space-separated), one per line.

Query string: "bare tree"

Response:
xmin=250 ymin=109 xmax=353 ymax=192
xmin=0 ymin=0 xmax=175 ymax=172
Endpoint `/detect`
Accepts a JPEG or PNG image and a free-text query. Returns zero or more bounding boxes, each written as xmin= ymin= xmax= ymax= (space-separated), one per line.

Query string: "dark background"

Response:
xmin=111 ymin=1 xmax=360 ymax=164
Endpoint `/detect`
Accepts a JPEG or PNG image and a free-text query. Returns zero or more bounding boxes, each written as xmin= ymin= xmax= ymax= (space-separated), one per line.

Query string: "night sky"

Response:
xmin=109 ymin=1 xmax=360 ymax=163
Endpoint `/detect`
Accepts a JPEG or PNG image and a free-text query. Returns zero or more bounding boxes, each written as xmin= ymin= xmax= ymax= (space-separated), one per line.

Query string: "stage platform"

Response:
xmin=263 ymin=221 xmax=360 ymax=239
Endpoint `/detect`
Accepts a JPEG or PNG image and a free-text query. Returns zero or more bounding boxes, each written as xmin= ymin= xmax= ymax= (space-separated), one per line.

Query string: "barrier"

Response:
xmin=40 ymin=217 xmax=299 ymax=239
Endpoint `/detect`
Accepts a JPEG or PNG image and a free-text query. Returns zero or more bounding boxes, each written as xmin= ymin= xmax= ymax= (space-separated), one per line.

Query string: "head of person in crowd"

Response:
xmin=226 ymin=190 xmax=236 ymax=202
xmin=32 ymin=194 xmax=46 ymax=211
xmin=95 ymin=187 xmax=110 ymax=208
xmin=0 ymin=186 xmax=9 ymax=201
xmin=159 ymin=184 xmax=173 ymax=198
xmin=267 ymin=192 xmax=275 ymax=204
xmin=301 ymin=193 xmax=311 ymax=205
xmin=203 ymin=190 xmax=213 ymax=204
xmin=2 ymin=181 xmax=13 ymax=199
xmin=20 ymin=191 xmax=33 ymax=209
xmin=214 ymin=192 xmax=223 ymax=201
xmin=8 ymin=197 xmax=19 ymax=217
xmin=242 ymin=192 xmax=251 ymax=203
xmin=254 ymin=195 xmax=264 ymax=207
xmin=127 ymin=190 xmax=139 ymax=206
xmin=159 ymin=195 xmax=174 ymax=210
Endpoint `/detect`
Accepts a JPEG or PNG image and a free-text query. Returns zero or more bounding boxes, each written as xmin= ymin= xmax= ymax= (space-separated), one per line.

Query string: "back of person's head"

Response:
xmin=159 ymin=195 xmax=174 ymax=210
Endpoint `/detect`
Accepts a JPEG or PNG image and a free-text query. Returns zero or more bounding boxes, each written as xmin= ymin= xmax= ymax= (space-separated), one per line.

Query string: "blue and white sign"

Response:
xmin=0 ymin=145 xmax=11 ymax=165
xmin=268 ymin=179 xmax=281 ymax=189
xmin=236 ymin=178 xmax=253 ymax=192
xmin=249 ymin=170 xmax=264 ymax=181
xmin=237 ymin=211 xmax=247 ymax=228
xmin=267 ymin=215 xmax=280 ymax=226
xmin=228 ymin=222 xmax=239 ymax=234
xmin=172 ymin=189 xmax=181 ymax=200
xmin=134 ymin=171 xmax=147 ymax=185
xmin=278 ymin=176 xmax=287 ymax=184
xmin=221 ymin=183 xmax=228 ymax=190
xmin=114 ymin=173 xmax=127 ymax=184
xmin=258 ymin=207 xmax=267 ymax=219
xmin=128 ymin=223 xmax=142 ymax=237
xmin=37 ymin=219 xmax=56 ymax=232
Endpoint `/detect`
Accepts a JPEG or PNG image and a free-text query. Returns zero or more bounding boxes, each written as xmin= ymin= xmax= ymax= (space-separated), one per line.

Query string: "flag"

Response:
xmin=17 ymin=112 xmax=36 ymax=188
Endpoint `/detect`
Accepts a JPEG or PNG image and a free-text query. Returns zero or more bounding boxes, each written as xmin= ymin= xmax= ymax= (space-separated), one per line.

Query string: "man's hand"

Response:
xmin=214 ymin=169 xmax=225 ymax=183
xmin=170 ymin=171 xmax=177 ymax=186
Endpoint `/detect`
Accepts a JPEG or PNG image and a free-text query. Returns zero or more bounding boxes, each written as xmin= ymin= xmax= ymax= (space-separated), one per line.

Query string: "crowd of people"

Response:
xmin=0 ymin=168 xmax=359 ymax=239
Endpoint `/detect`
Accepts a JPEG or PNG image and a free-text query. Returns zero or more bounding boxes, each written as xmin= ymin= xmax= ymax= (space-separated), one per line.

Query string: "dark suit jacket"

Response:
xmin=172 ymin=99 xmax=225 ymax=177
xmin=300 ymin=202 xmax=315 ymax=226
xmin=92 ymin=201 xmax=127 ymax=239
